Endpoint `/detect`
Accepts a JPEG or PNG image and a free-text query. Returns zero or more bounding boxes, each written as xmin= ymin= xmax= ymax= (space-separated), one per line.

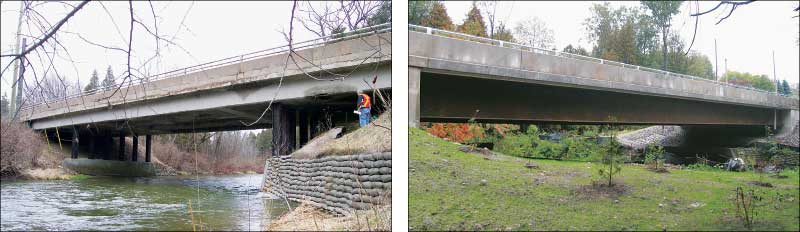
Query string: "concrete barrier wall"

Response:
xmin=262 ymin=152 xmax=391 ymax=215
xmin=63 ymin=159 xmax=158 ymax=177
xmin=409 ymin=32 xmax=798 ymax=110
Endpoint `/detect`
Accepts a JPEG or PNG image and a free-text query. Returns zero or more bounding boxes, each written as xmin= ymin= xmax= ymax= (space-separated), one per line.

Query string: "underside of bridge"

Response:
xmin=417 ymin=71 xmax=789 ymax=127
xmin=41 ymin=89 xmax=391 ymax=162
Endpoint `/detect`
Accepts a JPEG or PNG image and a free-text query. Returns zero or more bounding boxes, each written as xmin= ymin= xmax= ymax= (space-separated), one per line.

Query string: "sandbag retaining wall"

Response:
xmin=262 ymin=152 xmax=391 ymax=215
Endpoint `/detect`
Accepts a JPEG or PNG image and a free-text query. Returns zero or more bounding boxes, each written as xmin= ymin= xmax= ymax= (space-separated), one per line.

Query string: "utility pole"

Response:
xmin=14 ymin=39 xmax=27 ymax=115
xmin=714 ymin=39 xmax=718 ymax=81
xmin=772 ymin=51 xmax=778 ymax=94
xmin=9 ymin=1 xmax=25 ymax=117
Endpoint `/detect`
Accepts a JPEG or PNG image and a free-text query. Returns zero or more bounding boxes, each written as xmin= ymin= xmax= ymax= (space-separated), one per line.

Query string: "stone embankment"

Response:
xmin=262 ymin=152 xmax=392 ymax=216
xmin=617 ymin=126 xmax=685 ymax=150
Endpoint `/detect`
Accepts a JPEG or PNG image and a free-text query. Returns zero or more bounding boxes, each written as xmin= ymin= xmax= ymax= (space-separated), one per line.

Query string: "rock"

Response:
xmin=433 ymin=150 xmax=440 ymax=155
xmin=479 ymin=147 xmax=493 ymax=156
xmin=525 ymin=162 xmax=540 ymax=169
xmin=483 ymin=156 xmax=491 ymax=160
xmin=480 ymin=179 xmax=487 ymax=186
xmin=458 ymin=146 xmax=471 ymax=153
xmin=689 ymin=202 xmax=705 ymax=208
xmin=614 ymin=199 xmax=620 ymax=204
xmin=658 ymin=203 xmax=665 ymax=208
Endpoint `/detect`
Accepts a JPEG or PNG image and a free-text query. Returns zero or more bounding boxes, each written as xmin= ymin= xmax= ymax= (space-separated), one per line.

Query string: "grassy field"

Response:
xmin=409 ymin=128 xmax=800 ymax=231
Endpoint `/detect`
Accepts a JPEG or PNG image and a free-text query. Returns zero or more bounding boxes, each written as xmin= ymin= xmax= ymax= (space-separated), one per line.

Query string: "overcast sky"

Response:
xmin=0 ymin=1 xmax=320 ymax=97
xmin=1 ymin=1 xmax=799 ymax=98
xmin=440 ymin=1 xmax=800 ymax=86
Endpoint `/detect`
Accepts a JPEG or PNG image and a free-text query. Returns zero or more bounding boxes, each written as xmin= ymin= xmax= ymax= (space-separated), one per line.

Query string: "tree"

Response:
xmin=84 ymin=69 xmax=99 ymax=92
xmin=457 ymin=3 xmax=488 ymax=37
xmin=584 ymin=2 xmax=658 ymax=64
xmin=478 ymin=1 xmax=498 ymax=37
xmin=721 ymin=71 xmax=776 ymax=92
xmin=514 ymin=16 xmax=555 ymax=49
xmin=563 ymin=44 xmax=590 ymax=56
xmin=491 ymin=23 xmax=515 ymax=42
xmin=642 ymin=1 xmax=683 ymax=70
xmin=598 ymin=130 xmax=624 ymax=186
xmin=409 ymin=1 xmax=434 ymax=25
xmin=102 ymin=66 xmax=115 ymax=89
xmin=367 ymin=1 xmax=391 ymax=26
xmin=686 ymin=52 xmax=714 ymax=80
xmin=781 ymin=80 xmax=791 ymax=96
xmin=422 ymin=2 xmax=455 ymax=31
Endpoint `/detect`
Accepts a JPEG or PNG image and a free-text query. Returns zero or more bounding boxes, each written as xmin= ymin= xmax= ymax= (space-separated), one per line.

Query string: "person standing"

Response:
xmin=355 ymin=92 xmax=372 ymax=127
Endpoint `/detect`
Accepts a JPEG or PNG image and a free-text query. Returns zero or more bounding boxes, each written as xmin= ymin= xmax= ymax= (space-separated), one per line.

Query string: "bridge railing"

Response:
xmin=409 ymin=24 xmax=780 ymax=96
xmin=20 ymin=23 xmax=392 ymax=111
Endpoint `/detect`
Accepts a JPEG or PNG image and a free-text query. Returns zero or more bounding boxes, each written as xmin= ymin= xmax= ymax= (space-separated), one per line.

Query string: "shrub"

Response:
xmin=0 ymin=118 xmax=61 ymax=176
xmin=644 ymin=144 xmax=666 ymax=171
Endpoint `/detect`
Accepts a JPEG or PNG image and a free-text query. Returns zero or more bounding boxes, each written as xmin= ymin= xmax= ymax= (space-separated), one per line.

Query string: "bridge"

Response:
xmin=408 ymin=25 xmax=798 ymax=136
xmin=18 ymin=24 xmax=391 ymax=163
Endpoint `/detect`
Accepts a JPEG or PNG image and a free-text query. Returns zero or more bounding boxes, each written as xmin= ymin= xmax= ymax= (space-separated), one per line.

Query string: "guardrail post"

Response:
xmin=118 ymin=129 xmax=125 ymax=161
xmin=426 ymin=27 xmax=432 ymax=34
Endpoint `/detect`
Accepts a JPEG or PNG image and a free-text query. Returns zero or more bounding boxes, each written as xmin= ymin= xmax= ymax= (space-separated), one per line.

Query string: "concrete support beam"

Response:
xmin=272 ymin=103 xmax=296 ymax=157
xmin=299 ymin=110 xmax=309 ymax=146
xmin=131 ymin=135 xmax=138 ymax=162
xmin=71 ymin=128 xmax=79 ymax=159
xmin=409 ymin=67 xmax=421 ymax=127
xmin=145 ymin=134 xmax=152 ymax=162
xmin=118 ymin=129 xmax=125 ymax=161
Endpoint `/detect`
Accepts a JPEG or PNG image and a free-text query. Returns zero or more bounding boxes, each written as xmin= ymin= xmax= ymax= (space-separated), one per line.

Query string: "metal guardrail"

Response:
xmin=409 ymin=24 xmax=782 ymax=96
xmin=21 ymin=23 xmax=392 ymax=110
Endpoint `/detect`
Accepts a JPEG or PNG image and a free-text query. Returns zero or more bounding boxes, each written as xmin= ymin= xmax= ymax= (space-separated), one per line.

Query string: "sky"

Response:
xmin=1 ymin=1 xmax=799 ymax=99
xmin=0 ymin=1 xmax=320 ymax=97
xmin=440 ymin=1 xmax=800 ymax=86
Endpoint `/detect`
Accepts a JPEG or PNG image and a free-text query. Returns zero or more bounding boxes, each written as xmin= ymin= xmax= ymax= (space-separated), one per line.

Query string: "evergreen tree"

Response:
xmin=367 ymin=1 xmax=391 ymax=26
xmin=781 ymin=80 xmax=791 ymax=96
xmin=422 ymin=2 xmax=455 ymax=31
xmin=457 ymin=3 xmax=487 ymax=37
xmin=84 ymin=69 xmax=100 ymax=92
xmin=101 ymin=66 xmax=115 ymax=89
xmin=409 ymin=1 xmax=434 ymax=25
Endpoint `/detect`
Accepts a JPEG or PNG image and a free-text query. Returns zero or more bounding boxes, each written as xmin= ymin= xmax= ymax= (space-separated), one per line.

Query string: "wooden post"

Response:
xmin=118 ymin=129 xmax=125 ymax=161
xmin=131 ymin=134 xmax=138 ymax=162
xmin=71 ymin=128 xmax=79 ymax=159
xmin=145 ymin=134 xmax=152 ymax=162
xmin=299 ymin=110 xmax=309 ymax=146
xmin=288 ymin=108 xmax=297 ymax=152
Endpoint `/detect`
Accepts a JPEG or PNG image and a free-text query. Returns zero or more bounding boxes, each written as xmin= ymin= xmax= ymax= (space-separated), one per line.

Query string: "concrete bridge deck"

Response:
xmin=408 ymin=25 xmax=797 ymax=129
xmin=18 ymin=25 xmax=391 ymax=163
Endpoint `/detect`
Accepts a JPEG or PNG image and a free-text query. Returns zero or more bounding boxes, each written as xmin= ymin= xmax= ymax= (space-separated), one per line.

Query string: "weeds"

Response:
xmin=733 ymin=187 xmax=763 ymax=229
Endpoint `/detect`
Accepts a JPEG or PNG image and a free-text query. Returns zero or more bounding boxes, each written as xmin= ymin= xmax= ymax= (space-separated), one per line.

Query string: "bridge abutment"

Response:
xmin=409 ymin=66 xmax=421 ymax=127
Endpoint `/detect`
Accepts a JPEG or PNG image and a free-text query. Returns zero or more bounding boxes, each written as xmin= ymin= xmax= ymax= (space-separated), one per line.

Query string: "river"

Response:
xmin=1 ymin=174 xmax=295 ymax=231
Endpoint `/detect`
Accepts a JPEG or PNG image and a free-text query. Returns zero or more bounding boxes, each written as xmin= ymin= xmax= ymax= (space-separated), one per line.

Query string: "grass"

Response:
xmin=69 ymin=174 xmax=91 ymax=181
xmin=409 ymin=128 xmax=800 ymax=231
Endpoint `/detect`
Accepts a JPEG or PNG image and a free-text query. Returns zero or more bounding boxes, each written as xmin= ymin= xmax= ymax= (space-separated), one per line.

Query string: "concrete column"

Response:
xmin=71 ymin=128 xmax=79 ymax=159
xmin=409 ymin=67 xmax=421 ymax=127
xmin=299 ymin=110 xmax=309 ymax=146
xmin=131 ymin=134 xmax=138 ymax=162
xmin=88 ymin=135 xmax=96 ymax=159
xmin=145 ymin=134 xmax=152 ymax=162
xmin=272 ymin=103 xmax=295 ymax=157
xmin=310 ymin=111 xmax=320 ymax=139
xmin=105 ymin=135 xmax=113 ymax=160
xmin=118 ymin=129 xmax=125 ymax=161
xmin=288 ymin=108 xmax=297 ymax=152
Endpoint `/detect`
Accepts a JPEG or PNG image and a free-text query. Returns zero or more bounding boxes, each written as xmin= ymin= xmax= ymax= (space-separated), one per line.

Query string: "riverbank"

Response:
xmin=266 ymin=203 xmax=391 ymax=231
xmin=409 ymin=128 xmax=799 ymax=231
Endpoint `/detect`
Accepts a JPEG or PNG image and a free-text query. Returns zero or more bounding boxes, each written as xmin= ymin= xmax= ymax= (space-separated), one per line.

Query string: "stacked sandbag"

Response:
xmin=262 ymin=152 xmax=392 ymax=215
